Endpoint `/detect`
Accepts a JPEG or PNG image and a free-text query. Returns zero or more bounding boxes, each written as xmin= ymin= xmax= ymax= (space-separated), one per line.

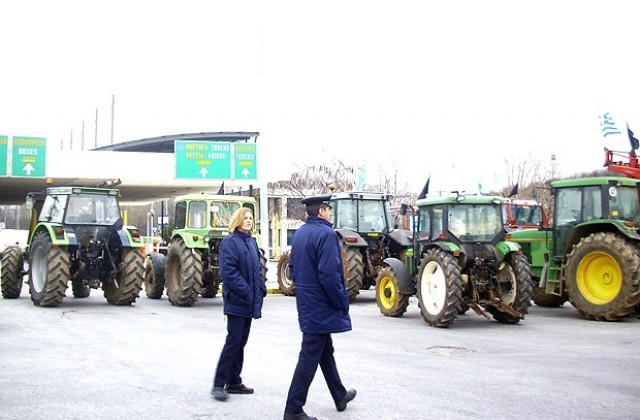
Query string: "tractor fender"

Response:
xmin=496 ymin=240 xmax=521 ymax=259
xmin=387 ymin=228 xmax=413 ymax=248
xmin=335 ymin=228 xmax=368 ymax=247
xmin=114 ymin=226 xmax=145 ymax=248
xmin=169 ymin=231 xmax=209 ymax=249
xmin=30 ymin=223 xmax=72 ymax=247
xmin=382 ymin=257 xmax=415 ymax=294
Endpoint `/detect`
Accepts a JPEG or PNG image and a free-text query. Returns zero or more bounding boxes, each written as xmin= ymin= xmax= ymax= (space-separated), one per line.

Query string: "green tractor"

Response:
xmin=509 ymin=176 xmax=640 ymax=321
xmin=276 ymin=191 xmax=413 ymax=300
xmin=0 ymin=186 xmax=146 ymax=306
xmin=144 ymin=194 xmax=267 ymax=307
xmin=376 ymin=193 xmax=532 ymax=327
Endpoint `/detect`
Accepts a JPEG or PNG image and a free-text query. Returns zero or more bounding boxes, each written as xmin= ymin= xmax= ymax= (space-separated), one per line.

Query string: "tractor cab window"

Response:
xmin=40 ymin=194 xmax=67 ymax=223
xmin=210 ymin=202 xmax=240 ymax=228
xmin=583 ymin=186 xmax=602 ymax=221
xmin=65 ymin=194 xmax=121 ymax=225
xmin=333 ymin=200 xmax=357 ymax=230
xmin=174 ymin=202 xmax=187 ymax=229
xmin=417 ymin=206 xmax=433 ymax=241
xmin=358 ymin=200 xmax=387 ymax=232
xmin=513 ymin=205 xmax=542 ymax=225
xmin=608 ymin=185 xmax=640 ymax=222
xmin=554 ymin=188 xmax=582 ymax=255
xmin=188 ymin=201 xmax=207 ymax=228
xmin=449 ymin=204 xmax=502 ymax=241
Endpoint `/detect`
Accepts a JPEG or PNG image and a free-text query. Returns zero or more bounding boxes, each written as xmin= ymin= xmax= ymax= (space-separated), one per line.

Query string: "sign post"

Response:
xmin=11 ymin=136 xmax=47 ymax=178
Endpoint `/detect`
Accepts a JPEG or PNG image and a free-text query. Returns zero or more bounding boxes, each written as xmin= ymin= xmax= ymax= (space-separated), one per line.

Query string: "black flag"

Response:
xmin=418 ymin=176 xmax=430 ymax=200
xmin=216 ymin=182 xmax=225 ymax=195
xmin=508 ymin=183 xmax=519 ymax=198
xmin=628 ymin=124 xmax=639 ymax=151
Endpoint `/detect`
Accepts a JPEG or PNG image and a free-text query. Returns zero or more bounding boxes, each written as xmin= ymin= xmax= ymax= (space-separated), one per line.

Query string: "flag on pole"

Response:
xmin=599 ymin=112 xmax=622 ymax=138
xmin=627 ymin=124 xmax=639 ymax=150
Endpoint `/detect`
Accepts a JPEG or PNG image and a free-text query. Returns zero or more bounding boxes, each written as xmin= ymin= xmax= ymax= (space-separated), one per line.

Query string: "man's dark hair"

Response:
xmin=306 ymin=203 xmax=327 ymax=217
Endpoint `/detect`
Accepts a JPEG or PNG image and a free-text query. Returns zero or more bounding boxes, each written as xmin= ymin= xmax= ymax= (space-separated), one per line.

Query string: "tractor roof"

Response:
xmin=415 ymin=194 xmax=504 ymax=207
xmin=551 ymin=176 xmax=639 ymax=188
xmin=330 ymin=191 xmax=392 ymax=201
xmin=42 ymin=186 xmax=121 ymax=197
xmin=174 ymin=193 xmax=256 ymax=203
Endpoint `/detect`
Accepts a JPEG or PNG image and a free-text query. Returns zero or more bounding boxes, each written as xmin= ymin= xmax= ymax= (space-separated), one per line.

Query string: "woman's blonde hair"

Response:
xmin=228 ymin=207 xmax=253 ymax=233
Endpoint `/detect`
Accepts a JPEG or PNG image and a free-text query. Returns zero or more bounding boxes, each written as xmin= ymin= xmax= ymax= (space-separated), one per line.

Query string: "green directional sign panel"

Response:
xmin=0 ymin=135 xmax=7 ymax=176
xmin=175 ymin=140 xmax=231 ymax=179
xmin=11 ymin=136 xmax=46 ymax=178
xmin=234 ymin=143 xmax=257 ymax=180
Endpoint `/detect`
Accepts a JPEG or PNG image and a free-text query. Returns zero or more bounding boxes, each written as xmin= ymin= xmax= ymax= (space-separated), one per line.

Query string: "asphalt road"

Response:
xmin=1 ymin=276 xmax=639 ymax=420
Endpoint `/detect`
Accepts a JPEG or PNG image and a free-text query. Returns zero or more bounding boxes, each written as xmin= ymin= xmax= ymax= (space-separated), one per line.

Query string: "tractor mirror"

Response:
xmin=25 ymin=195 xmax=34 ymax=210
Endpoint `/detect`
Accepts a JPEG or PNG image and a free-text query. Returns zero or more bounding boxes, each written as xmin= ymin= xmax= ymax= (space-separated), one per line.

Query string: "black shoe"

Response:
xmin=283 ymin=411 xmax=317 ymax=420
xmin=225 ymin=383 xmax=254 ymax=394
xmin=336 ymin=388 xmax=356 ymax=412
xmin=210 ymin=386 xmax=229 ymax=401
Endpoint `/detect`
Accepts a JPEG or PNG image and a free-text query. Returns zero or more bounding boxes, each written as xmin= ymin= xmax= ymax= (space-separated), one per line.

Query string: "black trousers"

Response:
xmin=285 ymin=332 xmax=347 ymax=414
xmin=213 ymin=315 xmax=252 ymax=388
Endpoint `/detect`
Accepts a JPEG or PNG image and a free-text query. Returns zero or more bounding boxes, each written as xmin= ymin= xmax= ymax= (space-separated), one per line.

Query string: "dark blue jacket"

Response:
xmin=219 ymin=229 xmax=266 ymax=319
xmin=290 ymin=216 xmax=352 ymax=334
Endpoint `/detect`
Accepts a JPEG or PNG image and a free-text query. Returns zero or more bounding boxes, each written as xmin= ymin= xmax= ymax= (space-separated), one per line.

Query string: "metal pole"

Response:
xmin=94 ymin=108 xmax=98 ymax=148
xmin=111 ymin=94 xmax=115 ymax=144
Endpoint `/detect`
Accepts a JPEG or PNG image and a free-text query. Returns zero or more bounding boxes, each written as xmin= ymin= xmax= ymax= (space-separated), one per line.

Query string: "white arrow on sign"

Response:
xmin=241 ymin=168 xmax=250 ymax=178
xmin=23 ymin=163 xmax=35 ymax=175
xmin=199 ymin=167 xmax=209 ymax=178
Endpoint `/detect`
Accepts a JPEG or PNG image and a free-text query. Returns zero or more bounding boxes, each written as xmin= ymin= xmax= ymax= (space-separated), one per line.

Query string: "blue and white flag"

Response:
xmin=599 ymin=112 xmax=622 ymax=138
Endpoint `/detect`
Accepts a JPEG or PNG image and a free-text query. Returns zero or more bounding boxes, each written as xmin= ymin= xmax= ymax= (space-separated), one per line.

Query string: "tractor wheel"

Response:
xmin=565 ymin=232 xmax=640 ymax=321
xmin=103 ymin=248 xmax=144 ymax=305
xmin=165 ymin=238 xmax=203 ymax=307
xmin=487 ymin=253 xmax=533 ymax=324
xmin=375 ymin=266 xmax=410 ymax=317
xmin=1 ymin=246 xmax=24 ymax=298
xmin=340 ymin=240 xmax=364 ymax=300
xmin=532 ymin=281 xmax=568 ymax=307
xmin=277 ymin=251 xmax=295 ymax=296
xmin=201 ymin=269 xmax=220 ymax=298
xmin=144 ymin=252 xmax=166 ymax=299
xmin=72 ymin=281 xmax=91 ymax=298
xmin=416 ymin=248 xmax=463 ymax=327
xmin=259 ymin=248 xmax=269 ymax=283
xmin=28 ymin=232 xmax=69 ymax=307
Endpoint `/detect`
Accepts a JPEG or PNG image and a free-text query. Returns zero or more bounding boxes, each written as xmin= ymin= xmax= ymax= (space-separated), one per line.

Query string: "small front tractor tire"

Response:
xmin=1 ymin=246 xmax=24 ymax=298
xmin=103 ymin=248 xmax=145 ymax=305
xmin=28 ymin=232 xmax=69 ymax=307
xmin=72 ymin=281 xmax=91 ymax=298
xmin=144 ymin=252 xmax=166 ymax=299
xmin=165 ymin=239 xmax=203 ymax=307
xmin=277 ymin=251 xmax=295 ymax=296
xmin=565 ymin=232 xmax=640 ymax=321
xmin=487 ymin=253 xmax=533 ymax=324
xmin=375 ymin=266 xmax=411 ymax=317
xmin=416 ymin=248 xmax=463 ymax=327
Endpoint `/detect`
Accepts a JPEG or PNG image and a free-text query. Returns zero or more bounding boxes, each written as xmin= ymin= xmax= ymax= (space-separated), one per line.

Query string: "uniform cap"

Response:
xmin=301 ymin=194 xmax=333 ymax=208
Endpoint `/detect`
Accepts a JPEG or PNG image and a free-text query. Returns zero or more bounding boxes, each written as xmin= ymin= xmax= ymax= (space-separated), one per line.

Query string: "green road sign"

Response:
xmin=0 ymin=135 xmax=7 ymax=176
xmin=11 ymin=136 xmax=46 ymax=178
xmin=175 ymin=140 xmax=231 ymax=179
xmin=234 ymin=143 xmax=257 ymax=180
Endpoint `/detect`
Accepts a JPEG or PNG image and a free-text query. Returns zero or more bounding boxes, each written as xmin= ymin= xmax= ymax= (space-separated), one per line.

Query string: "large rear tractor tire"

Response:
xmin=103 ymin=248 xmax=144 ymax=305
xmin=144 ymin=252 xmax=166 ymax=299
xmin=532 ymin=281 xmax=568 ymax=307
xmin=565 ymin=232 xmax=640 ymax=321
xmin=277 ymin=251 xmax=295 ymax=296
xmin=375 ymin=266 xmax=411 ymax=317
xmin=165 ymin=239 xmax=203 ymax=307
xmin=487 ymin=253 xmax=533 ymax=324
xmin=340 ymin=240 xmax=364 ymax=300
xmin=28 ymin=232 xmax=69 ymax=307
xmin=1 ymin=246 xmax=24 ymax=298
xmin=416 ymin=248 xmax=463 ymax=327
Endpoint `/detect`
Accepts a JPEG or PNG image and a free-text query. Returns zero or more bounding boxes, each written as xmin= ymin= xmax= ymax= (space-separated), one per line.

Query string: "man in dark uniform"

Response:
xmin=283 ymin=195 xmax=356 ymax=420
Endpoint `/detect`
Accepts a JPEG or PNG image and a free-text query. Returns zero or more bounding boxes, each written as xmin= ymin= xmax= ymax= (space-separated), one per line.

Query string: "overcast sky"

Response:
xmin=2 ymin=1 xmax=639 ymax=194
